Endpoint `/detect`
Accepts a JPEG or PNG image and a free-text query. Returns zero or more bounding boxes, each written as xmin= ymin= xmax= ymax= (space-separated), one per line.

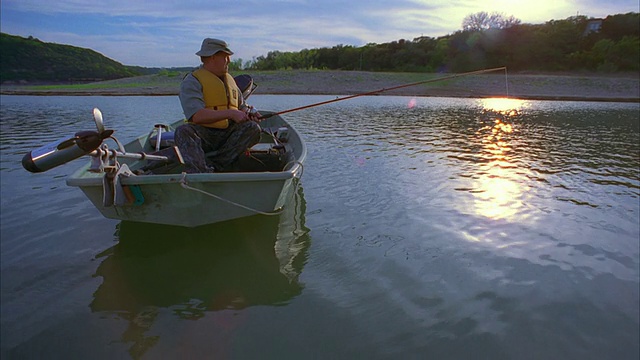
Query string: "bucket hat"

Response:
xmin=196 ymin=38 xmax=233 ymax=56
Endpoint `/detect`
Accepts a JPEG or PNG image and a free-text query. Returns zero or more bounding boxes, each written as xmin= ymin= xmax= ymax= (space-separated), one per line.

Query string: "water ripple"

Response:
xmin=2 ymin=95 xmax=638 ymax=358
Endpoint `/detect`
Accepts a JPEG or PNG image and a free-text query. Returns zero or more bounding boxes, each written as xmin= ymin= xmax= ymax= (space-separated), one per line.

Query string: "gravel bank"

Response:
xmin=2 ymin=70 xmax=638 ymax=102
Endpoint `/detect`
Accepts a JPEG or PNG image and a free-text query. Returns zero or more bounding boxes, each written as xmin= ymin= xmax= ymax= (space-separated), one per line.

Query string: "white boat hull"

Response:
xmin=66 ymin=112 xmax=306 ymax=227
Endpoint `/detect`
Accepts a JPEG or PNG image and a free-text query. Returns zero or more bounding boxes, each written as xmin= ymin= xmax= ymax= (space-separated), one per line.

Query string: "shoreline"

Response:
xmin=1 ymin=70 xmax=639 ymax=103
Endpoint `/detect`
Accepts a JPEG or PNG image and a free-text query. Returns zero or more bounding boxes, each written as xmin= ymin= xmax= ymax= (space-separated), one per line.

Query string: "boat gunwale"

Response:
xmin=66 ymin=164 xmax=301 ymax=186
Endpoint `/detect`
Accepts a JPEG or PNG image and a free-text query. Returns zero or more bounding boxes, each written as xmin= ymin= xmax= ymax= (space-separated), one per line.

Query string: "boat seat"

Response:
xmin=149 ymin=131 xmax=175 ymax=149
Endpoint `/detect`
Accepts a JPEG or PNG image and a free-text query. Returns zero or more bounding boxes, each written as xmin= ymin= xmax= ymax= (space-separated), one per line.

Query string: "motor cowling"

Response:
xmin=22 ymin=130 xmax=110 ymax=173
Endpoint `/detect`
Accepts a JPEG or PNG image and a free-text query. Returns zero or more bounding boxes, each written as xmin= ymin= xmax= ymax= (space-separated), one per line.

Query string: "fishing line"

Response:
xmin=504 ymin=67 xmax=510 ymax=97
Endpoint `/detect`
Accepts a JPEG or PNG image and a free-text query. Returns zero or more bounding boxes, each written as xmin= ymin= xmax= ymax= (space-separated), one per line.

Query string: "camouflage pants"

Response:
xmin=174 ymin=121 xmax=261 ymax=173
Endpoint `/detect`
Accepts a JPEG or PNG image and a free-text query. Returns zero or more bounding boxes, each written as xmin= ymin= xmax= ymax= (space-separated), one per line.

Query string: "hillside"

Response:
xmin=0 ymin=33 xmax=140 ymax=83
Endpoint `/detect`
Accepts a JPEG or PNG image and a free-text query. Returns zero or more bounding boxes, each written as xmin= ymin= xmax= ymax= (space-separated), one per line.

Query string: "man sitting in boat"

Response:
xmin=176 ymin=38 xmax=262 ymax=173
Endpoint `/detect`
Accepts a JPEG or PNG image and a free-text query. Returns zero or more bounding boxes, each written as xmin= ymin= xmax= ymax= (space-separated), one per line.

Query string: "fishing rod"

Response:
xmin=260 ymin=66 xmax=507 ymax=119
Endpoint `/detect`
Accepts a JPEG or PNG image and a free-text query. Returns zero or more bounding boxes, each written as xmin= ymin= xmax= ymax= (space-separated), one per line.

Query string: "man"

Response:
xmin=177 ymin=38 xmax=261 ymax=173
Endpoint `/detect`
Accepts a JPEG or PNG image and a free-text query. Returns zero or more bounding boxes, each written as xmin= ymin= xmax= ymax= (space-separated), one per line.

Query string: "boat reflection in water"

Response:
xmin=90 ymin=182 xmax=309 ymax=356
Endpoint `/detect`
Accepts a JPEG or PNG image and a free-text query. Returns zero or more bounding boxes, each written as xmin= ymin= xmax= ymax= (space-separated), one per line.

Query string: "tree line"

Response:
xmin=243 ymin=12 xmax=639 ymax=73
xmin=1 ymin=12 xmax=637 ymax=83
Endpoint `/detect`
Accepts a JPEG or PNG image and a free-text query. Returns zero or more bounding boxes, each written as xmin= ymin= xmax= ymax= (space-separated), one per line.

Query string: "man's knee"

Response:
xmin=232 ymin=121 xmax=260 ymax=142
xmin=247 ymin=122 xmax=261 ymax=143
xmin=174 ymin=124 xmax=188 ymax=142
xmin=246 ymin=121 xmax=261 ymax=139
xmin=175 ymin=124 xmax=195 ymax=138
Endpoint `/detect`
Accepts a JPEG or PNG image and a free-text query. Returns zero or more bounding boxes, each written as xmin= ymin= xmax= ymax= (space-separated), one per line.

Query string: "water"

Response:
xmin=1 ymin=94 xmax=638 ymax=359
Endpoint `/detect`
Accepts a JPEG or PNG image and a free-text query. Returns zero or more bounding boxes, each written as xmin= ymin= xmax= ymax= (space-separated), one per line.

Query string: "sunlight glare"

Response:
xmin=471 ymin=109 xmax=528 ymax=222
xmin=474 ymin=167 xmax=523 ymax=220
xmin=480 ymin=97 xmax=529 ymax=116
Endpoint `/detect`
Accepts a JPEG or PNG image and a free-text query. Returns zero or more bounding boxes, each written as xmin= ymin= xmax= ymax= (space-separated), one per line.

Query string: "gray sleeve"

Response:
xmin=179 ymin=73 xmax=205 ymax=121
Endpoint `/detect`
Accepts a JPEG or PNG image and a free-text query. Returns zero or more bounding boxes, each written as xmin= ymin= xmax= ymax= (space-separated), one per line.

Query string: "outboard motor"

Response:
xmin=234 ymin=74 xmax=257 ymax=99
xmin=22 ymin=108 xmax=113 ymax=173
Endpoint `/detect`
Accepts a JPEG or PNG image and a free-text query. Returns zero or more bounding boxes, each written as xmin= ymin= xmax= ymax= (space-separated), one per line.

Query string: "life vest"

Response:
xmin=192 ymin=68 xmax=240 ymax=129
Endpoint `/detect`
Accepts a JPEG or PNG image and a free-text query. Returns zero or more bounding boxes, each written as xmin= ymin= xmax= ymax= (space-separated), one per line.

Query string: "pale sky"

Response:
xmin=1 ymin=0 xmax=637 ymax=67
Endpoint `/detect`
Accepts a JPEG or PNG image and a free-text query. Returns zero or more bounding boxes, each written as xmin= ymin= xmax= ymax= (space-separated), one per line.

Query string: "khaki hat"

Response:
xmin=196 ymin=38 xmax=234 ymax=56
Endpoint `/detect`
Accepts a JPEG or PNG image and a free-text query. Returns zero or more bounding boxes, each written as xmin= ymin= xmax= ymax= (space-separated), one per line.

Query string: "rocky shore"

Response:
xmin=1 ymin=70 xmax=638 ymax=102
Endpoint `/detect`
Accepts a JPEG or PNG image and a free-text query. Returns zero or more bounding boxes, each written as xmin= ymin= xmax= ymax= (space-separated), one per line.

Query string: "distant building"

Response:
xmin=583 ymin=19 xmax=603 ymax=36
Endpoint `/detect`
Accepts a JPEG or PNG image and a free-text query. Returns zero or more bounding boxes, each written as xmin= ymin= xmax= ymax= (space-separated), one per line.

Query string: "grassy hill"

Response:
xmin=0 ymin=33 xmax=141 ymax=83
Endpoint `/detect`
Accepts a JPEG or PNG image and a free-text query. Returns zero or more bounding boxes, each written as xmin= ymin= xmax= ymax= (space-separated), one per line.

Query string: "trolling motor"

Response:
xmin=232 ymin=74 xmax=286 ymax=143
xmin=234 ymin=74 xmax=258 ymax=99
xmin=22 ymin=108 xmax=114 ymax=173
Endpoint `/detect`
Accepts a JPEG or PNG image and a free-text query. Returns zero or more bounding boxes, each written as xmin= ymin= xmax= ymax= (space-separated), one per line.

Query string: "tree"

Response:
xmin=533 ymin=16 xmax=586 ymax=70
xmin=601 ymin=13 xmax=640 ymax=40
xmin=229 ymin=58 xmax=243 ymax=71
xmin=244 ymin=12 xmax=637 ymax=73
xmin=462 ymin=12 xmax=521 ymax=31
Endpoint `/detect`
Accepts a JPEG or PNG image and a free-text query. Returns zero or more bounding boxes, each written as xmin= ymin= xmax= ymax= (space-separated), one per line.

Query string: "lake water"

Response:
xmin=1 ymin=94 xmax=638 ymax=359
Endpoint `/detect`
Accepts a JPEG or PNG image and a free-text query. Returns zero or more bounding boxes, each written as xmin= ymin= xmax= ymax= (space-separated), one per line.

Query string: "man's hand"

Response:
xmin=247 ymin=107 xmax=262 ymax=122
xmin=228 ymin=109 xmax=250 ymax=123
xmin=227 ymin=107 xmax=262 ymax=124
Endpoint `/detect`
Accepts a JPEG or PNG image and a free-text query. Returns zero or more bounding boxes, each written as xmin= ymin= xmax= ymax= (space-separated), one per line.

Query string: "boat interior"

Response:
xmin=134 ymin=122 xmax=296 ymax=175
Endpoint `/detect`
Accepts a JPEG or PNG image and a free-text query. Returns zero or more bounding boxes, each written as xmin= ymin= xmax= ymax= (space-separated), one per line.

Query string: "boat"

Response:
xmin=22 ymin=75 xmax=307 ymax=227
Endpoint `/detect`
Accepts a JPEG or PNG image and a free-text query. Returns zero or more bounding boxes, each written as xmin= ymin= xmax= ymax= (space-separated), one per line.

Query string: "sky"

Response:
xmin=1 ymin=0 xmax=638 ymax=68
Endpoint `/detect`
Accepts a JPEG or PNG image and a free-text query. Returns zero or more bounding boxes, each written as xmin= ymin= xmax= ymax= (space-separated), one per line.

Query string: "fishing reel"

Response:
xmin=22 ymin=108 xmax=114 ymax=173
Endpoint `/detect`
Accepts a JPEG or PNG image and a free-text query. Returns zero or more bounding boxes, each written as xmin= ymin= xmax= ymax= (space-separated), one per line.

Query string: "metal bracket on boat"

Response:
xmin=102 ymin=162 xmax=139 ymax=207
xmin=89 ymin=143 xmax=144 ymax=207
xmin=89 ymin=143 xmax=118 ymax=173
xmin=88 ymin=142 xmax=176 ymax=174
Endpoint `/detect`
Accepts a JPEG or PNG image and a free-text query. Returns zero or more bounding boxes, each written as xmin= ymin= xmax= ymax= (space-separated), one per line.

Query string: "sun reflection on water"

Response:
xmin=481 ymin=97 xmax=529 ymax=115
xmin=472 ymin=98 xmax=530 ymax=221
